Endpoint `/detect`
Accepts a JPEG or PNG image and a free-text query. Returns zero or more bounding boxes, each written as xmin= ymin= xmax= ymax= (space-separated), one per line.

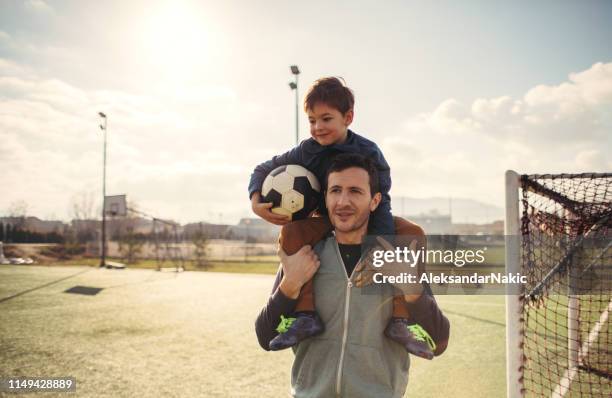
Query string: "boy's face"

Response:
xmin=307 ymin=102 xmax=353 ymax=146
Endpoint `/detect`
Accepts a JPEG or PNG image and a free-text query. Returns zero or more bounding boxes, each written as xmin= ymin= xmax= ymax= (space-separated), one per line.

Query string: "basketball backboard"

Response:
xmin=104 ymin=194 xmax=127 ymax=217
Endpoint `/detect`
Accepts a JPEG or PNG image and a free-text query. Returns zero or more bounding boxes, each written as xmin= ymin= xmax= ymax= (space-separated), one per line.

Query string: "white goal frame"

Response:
xmin=505 ymin=170 xmax=523 ymax=398
xmin=505 ymin=170 xmax=611 ymax=398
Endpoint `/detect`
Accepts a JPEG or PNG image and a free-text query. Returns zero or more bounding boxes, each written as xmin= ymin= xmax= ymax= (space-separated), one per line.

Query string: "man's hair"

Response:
xmin=304 ymin=77 xmax=355 ymax=115
xmin=326 ymin=153 xmax=380 ymax=196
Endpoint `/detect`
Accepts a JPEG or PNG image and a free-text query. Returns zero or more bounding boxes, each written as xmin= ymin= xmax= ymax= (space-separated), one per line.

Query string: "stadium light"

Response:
xmin=289 ymin=65 xmax=300 ymax=145
xmin=98 ymin=112 xmax=108 ymax=268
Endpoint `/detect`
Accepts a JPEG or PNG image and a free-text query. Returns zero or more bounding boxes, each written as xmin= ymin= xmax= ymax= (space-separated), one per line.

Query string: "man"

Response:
xmin=255 ymin=153 xmax=450 ymax=397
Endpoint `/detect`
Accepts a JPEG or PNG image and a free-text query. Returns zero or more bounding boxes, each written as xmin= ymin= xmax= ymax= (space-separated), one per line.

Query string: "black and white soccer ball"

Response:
xmin=261 ymin=165 xmax=321 ymax=221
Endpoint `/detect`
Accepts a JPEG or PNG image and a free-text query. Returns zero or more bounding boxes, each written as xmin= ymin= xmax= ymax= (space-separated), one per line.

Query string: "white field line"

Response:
xmin=551 ymin=298 xmax=612 ymax=398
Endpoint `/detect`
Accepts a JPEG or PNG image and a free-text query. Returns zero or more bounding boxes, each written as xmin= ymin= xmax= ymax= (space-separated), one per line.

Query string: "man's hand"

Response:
xmin=278 ymin=245 xmax=320 ymax=299
xmin=251 ymin=192 xmax=290 ymax=225
xmin=354 ymin=237 xmax=423 ymax=301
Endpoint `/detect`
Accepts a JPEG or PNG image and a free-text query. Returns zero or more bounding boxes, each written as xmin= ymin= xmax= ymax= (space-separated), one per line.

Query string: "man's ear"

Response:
xmin=370 ymin=192 xmax=382 ymax=212
xmin=343 ymin=109 xmax=354 ymax=126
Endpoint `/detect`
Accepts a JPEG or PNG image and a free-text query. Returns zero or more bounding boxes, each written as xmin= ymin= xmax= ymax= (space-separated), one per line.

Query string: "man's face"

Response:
xmin=307 ymin=102 xmax=353 ymax=146
xmin=325 ymin=167 xmax=381 ymax=234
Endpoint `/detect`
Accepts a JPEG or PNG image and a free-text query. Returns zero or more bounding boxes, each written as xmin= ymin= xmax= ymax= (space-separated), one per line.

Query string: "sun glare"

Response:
xmin=144 ymin=4 xmax=209 ymax=78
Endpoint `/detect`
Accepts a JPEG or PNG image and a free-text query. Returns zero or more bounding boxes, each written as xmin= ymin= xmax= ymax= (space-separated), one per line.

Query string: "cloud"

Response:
xmin=0 ymin=57 xmax=266 ymax=222
xmin=574 ymin=149 xmax=611 ymax=171
xmin=2 ymin=56 xmax=610 ymax=224
xmin=24 ymin=0 xmax=53 ymax=14
xmin=385 ymin=61 xmax=611 ymax=207
xmin=526 ymin=62 xmax=612 ymax=106
xmin=405 ymin=62 xmax=612 ymax=146
xmin=0 ymin=56 xmax=38 ymax=80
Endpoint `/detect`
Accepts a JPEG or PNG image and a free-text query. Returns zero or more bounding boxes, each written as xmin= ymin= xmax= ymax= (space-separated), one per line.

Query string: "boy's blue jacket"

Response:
xmin=248 ymin=130 xmax=394 ymax=235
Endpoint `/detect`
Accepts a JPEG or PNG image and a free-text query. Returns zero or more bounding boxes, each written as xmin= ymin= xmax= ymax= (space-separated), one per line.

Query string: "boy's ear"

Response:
xmin=343 ymin=109 xmax=354 ymax=126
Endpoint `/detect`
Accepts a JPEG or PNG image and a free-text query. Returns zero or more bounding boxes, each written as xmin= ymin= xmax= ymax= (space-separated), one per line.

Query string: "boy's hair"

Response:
xmin=325 ymin=153 xmax=379 ymax=197
xmin=304 ymin=77 xmax=354 ymax=115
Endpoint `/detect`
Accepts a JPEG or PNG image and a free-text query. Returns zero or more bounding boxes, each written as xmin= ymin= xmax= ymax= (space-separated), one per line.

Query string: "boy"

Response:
xmin=249 ymin=77 xmax=434 ymax=359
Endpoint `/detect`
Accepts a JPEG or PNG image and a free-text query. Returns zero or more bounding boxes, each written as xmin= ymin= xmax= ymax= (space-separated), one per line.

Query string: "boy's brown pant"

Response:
xmin=279 ymin=216 xmax=426 ymax=317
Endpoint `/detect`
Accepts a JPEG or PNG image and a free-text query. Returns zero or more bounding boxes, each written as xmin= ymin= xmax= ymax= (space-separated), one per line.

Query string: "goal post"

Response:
xmin=505 ymin=171 xmax=612 ymax=397
xmin=505 ymin=170 xmax=524 ymax=398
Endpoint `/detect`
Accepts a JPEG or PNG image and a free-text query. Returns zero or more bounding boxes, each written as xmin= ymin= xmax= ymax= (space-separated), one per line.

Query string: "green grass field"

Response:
xmin=4 ymin=263 xmax=610 ymax=397
xmin=1 ymin=264 xmax=508 ymax=397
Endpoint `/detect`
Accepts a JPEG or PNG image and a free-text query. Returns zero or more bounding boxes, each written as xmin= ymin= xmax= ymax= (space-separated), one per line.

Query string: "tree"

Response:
xmin=118 ymin=226 xmax=144 ymax=264
xmin=70 ymin=191 xmax=97 ymax=244
xmin=5 ymin=224 xmax=12 ymax=243
xmin=7 ymin=200 xmax=29 ymax=229
xmin=192 ymin=223 xmax=210 ymax=270
xmin=117 ymin=202 xmax=143 ymax=264
xmin=70 ymin=191 xmax=96 ymax=220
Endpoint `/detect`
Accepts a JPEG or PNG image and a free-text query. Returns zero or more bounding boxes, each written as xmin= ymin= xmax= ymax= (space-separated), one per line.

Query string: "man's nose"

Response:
xmin=337 ymin=190 xmax=350 ymax=205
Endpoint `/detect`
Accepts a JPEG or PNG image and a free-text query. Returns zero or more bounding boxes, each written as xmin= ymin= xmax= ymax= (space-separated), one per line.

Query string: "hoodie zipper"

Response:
xmin=334 ymin=237 xmax=365 ymax=397
xmin=335 ymin=278 xmax=352 ymax=397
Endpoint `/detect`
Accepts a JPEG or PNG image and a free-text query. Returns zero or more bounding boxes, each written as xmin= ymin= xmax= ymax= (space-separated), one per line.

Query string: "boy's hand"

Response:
xmin=251 ymin=192 xmax=290 ymax=225
xmin=278 ymin=246 xmax=320 ymax=299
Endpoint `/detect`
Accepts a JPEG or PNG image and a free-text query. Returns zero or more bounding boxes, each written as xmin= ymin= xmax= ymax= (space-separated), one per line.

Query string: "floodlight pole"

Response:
xmin=99 ymin=112 xmax=108 ymax=268
xmin=289 ymin=65 xmax=300 ymax=145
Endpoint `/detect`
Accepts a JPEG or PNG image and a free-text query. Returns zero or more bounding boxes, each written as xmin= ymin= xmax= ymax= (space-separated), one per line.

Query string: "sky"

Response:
xmin=1 ymin=0 xmax=611 ymax=224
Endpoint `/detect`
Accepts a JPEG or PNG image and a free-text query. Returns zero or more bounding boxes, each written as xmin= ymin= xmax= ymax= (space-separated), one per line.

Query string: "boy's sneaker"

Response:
xmin=269 ymin=312 xmax=324 ymax=351
xmin=385 ymin=318 xmax=435 ymax=360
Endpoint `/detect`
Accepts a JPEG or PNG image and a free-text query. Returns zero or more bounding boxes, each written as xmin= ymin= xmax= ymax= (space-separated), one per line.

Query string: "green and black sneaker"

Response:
xmin=385 ymin=318 xmax=435 ymax=360
xmin=269 ymin=312 xmax=324 ymax=351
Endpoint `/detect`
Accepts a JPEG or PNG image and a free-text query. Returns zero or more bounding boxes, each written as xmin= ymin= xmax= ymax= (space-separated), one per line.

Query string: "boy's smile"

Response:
xmin=307 ymin=102 xmax=353 ymax=146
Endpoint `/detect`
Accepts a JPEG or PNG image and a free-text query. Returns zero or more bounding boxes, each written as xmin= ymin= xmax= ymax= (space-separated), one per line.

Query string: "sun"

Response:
xmin=143 ymin=3 xmax=209 ymax=78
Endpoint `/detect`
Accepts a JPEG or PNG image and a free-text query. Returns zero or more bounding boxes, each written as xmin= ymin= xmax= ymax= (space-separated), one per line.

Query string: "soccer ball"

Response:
xmin=261 ymin=165 xmax=321 ymax=221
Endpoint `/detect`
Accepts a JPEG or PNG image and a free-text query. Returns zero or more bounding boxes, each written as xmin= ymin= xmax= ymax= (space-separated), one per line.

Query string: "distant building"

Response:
xmin=0 ymin=215 xmax=286 ymax=244
xmin=1 ymin=216 xmax=67 ymax=234
xmin=106 ymin=217 xmax=159 ymax=235
xmin=71 ymin=219 xmax=100 ymax=231
xmin=404 ymin=211 xmax=453 ymax=234
xmin=183 ymin=222 xmax=229 ymax=239
xmin=228 ymin=218 xmax=280 ymax=243
xmin=452 ymin=220 xmax=504 ymax=235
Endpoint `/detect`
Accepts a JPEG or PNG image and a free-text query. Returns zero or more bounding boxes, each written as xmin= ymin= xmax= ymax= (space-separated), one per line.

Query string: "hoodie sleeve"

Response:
xmin=405 ymin=293 xmax=450 ymax=356
xmin=254 ymin=266 xmax=298 ymax=351
xmin=248 ymin=145 xmax=303 ymax=199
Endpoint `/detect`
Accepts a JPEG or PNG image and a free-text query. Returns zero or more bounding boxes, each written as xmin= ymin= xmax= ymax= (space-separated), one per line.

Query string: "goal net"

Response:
xmin=505 ymin=171 xmax=611 ymax=397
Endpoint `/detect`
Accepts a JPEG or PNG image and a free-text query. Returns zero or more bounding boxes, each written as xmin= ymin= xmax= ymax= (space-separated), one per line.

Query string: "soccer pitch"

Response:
xmin=0 ymin=265 xmax=507 ymax=397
